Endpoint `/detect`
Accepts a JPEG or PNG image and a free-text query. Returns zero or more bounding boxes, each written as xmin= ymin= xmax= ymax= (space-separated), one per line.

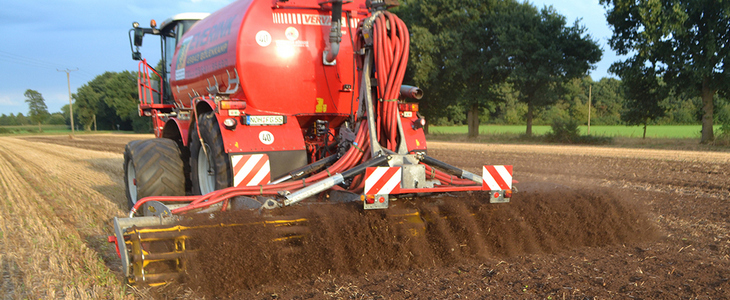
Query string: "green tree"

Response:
xmin=397 ymin=0 xmax=511 ymax=138
xmin=15 ymin=113 xmax=29 ymax=126
xmin=46 ymin=113 xmax=67 ymax=125
xmin=74 ymin=71 xmax=141 ymax=131
xmin=592 ymin=77 xmax=624 ymax=125
xmin=498 ymin=4 xmax=602 ymax=136
xmin=614 ymin=59 xmax=668 ymax=139
xmin=0 ymin=114 xmax=12 ymax=126
xmin=601 ymin=0 xmax=730 ymax=143
xmin=24 ymin=89 xmax=50 ymax=132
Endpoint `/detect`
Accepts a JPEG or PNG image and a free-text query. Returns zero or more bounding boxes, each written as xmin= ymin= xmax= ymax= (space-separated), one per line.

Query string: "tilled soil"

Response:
xmin=5 ymin=134 xmax=730 ymax=299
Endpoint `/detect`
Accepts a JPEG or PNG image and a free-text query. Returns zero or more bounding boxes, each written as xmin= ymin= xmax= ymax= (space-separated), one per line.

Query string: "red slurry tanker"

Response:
xmin=111 ymin=0 xmax=513 ymax=285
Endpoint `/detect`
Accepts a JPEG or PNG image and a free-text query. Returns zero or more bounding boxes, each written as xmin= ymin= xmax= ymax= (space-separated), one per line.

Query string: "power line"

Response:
xmin=0 ymin=50 xmax=70 ymax=70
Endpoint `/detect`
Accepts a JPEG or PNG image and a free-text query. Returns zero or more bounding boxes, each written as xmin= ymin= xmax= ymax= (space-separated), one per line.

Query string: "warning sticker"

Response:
xmin=259 ymin=130 xmax=274 ymax=145
xmin=256 ymin=31 xmax=272 ymax=47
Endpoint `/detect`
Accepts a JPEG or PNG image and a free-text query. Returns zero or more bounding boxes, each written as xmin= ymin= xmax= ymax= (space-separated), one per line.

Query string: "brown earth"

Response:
xmin=2 ymin=134 xmax=729 ymax=299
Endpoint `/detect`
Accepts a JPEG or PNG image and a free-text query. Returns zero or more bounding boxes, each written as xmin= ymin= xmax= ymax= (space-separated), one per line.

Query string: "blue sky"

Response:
xmin=0 ymin=0 xmax=621 ymax=116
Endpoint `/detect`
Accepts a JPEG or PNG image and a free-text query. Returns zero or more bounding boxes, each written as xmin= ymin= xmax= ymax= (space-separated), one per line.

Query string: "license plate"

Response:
xmin=245 ymin=115 xmax=285 ymax=126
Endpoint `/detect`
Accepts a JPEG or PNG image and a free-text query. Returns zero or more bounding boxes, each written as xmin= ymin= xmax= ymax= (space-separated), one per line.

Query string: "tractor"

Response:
xmin=110 ymin=0 xmax=513 ymax=285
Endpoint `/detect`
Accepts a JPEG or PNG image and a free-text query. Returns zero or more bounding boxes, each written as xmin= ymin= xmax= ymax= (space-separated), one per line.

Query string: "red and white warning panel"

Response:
xmin=231 ymin=154 xmax=271 ymax=187
xmin=364 ymin=167 xmax=402 ymax=195
xmin=482 ymin=165 xmax=513 ymax=190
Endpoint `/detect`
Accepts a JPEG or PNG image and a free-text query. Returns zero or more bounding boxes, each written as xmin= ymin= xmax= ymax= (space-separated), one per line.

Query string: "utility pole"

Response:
xmin=58 ymin=68 xmax=78 ymax=135
xmin=587 ymin=85 xmax=592 ymax=135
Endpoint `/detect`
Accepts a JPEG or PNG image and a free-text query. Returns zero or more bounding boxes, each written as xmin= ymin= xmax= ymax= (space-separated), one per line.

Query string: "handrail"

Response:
xmin=137 ymin=59 xmax=163 ymax=107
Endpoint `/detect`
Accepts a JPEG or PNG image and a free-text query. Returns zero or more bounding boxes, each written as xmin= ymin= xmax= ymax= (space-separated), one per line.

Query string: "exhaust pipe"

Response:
xmin=400 ymin=85 xmax=423 ymax=100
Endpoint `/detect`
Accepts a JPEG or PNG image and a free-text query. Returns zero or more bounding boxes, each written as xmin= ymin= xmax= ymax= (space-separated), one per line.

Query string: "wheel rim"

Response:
xmin=126 ymin=159 xmax=138 ymax=204
xmin=197 ymin=143 xmax=216 ymax=195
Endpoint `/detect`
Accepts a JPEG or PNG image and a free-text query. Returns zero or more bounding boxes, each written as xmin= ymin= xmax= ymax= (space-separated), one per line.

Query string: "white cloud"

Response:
xmin=0 ymin=95 xmax=24 ymax=115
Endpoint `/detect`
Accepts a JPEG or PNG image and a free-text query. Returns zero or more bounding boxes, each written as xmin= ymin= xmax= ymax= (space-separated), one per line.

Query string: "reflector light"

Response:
xmin=398 ymin=103 xmax=419 ymax=112
xmin=366 ymin=197 xmax=375 ymax=204
xmin=493 ymin=192 xmax=500 ymax=198
xmin=379 ymin=196 xmax=385 ymax=203
xmin=220 ymin=100 xmax=247 ymax=110
xmin=504 ymin=189 xmax=512 ymax=198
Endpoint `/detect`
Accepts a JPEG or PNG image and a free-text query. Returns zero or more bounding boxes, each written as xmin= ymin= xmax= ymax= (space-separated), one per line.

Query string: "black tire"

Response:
xmin=190 ymin=112 xmax=231 ymax=195
xmin=124 ymin=139 xmax=186 ymax=212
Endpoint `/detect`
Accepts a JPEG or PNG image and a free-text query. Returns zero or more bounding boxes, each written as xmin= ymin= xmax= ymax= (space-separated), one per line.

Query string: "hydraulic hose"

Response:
xmin=130 ymin=10 xmax=477 ymax=216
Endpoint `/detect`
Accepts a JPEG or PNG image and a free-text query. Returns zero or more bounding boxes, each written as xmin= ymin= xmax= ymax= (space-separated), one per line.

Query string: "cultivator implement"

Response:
xmin=111 ymin=208 xmax=427 ymax=286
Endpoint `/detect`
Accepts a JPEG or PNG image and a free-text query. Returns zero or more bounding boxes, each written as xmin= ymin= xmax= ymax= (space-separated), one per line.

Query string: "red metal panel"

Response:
xmin=170 ymin=0 xmax=368 ymax=116
xmin=399 ymin=116 xmax=427 ymax=152
xmin=217 ymin=107 xmax=306 ymax=153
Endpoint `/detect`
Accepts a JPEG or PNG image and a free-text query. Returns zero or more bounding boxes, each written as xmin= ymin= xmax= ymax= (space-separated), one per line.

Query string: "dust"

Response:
xmin=180 ymin=187 xmax=657 ymax=298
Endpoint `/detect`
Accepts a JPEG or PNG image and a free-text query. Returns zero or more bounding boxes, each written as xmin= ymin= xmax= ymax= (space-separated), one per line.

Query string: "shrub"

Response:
xmin=714 ymin=123 xmax=730 ymax=146
xmin=546 ymin=118 xmax=613 ymax=145
xmin=546 ymin=118 xmax=580 ymax=143
xmin=0 ymin=127 xmax=11 ymax=134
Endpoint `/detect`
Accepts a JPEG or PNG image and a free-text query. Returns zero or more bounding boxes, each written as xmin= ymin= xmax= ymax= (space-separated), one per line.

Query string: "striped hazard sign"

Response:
xmin=482 ymin=165 xmax=513 ymax=190
xmin=364 ymin=167 xmax=402 ymax=195
xmin=231 ymin=154 xmax=271 ymax=187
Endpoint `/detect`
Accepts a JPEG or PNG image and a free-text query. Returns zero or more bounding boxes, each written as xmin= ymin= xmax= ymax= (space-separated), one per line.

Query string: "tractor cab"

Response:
xmin=128 ymin=13 xmax=209 ymax=114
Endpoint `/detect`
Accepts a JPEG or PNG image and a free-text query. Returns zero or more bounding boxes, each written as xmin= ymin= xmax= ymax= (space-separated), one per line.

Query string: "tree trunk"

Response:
xmin=700 ymin=77 xmax=715 ymax=144
xmin=642 ymin=123 xmax=647 ymax=139
xmin=38 ymin=122 xmax=42 ymax=133
xmin=526 ymin=101 xmax=534 ymax=136
xmin=467 ymin=103 xmax=479 ymax=138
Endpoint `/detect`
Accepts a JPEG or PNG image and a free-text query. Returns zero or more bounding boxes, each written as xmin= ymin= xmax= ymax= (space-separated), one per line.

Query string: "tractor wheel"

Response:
xmin=123 ymin=139 xmax=186 ymax=213
xmin=190 ymin=112 xmax=231 ymax=195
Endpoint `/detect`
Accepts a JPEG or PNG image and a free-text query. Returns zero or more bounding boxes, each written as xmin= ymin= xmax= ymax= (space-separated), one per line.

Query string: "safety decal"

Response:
xmin=364 ymin=167 xmax=402 ymax=195
xmin=256 ymin=31 xmax=272 ymax=47
xmin=285 ymin=27 xmax=299 ymax=41
xmin=272 ymin=13 xmax=359 ymax=28
xmin=231 ymin=154 xmax=271 ymax=187
xmin=482 ymin=165 xmax=513 ymax=190
xmin=259 ymin=131 xmax=274 ymax=145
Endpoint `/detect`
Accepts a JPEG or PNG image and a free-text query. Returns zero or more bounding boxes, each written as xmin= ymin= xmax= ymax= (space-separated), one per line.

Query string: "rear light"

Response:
xmin=398 ymin=103 xmax=419 ymax=112
xmin=220 ymin=100 xmax=247 ymax=110
xmin=504 ymin=189 xmax=512 ymax=198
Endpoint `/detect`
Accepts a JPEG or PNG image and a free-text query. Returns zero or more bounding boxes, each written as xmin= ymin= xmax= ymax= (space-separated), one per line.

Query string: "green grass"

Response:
xmin=428 ymin=124 xmax=722 ymax=139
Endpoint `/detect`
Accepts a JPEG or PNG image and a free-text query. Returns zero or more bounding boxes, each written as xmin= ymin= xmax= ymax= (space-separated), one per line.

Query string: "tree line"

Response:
xmin=395 ymin=0 xmax=730 ymax=142
xmin=4 ymin=0 xmax=729 ymax=143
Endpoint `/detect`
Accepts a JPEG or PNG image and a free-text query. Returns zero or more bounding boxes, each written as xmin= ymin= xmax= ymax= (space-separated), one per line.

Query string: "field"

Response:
xmin=428 ymin=124 xmax=723 ymax=138
xmin=0 ymin=133 xmax=729 ymax=299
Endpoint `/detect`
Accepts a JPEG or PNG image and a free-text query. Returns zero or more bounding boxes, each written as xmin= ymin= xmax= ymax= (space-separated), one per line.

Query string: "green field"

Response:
xmin=428 ymin=124 xmax=722 ymax=139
